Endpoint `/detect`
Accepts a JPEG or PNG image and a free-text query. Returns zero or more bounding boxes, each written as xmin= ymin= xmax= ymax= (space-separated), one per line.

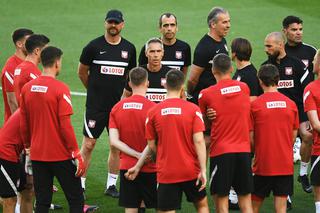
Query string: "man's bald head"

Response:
xmin=265 ymin=32 xmax=285 ymax=45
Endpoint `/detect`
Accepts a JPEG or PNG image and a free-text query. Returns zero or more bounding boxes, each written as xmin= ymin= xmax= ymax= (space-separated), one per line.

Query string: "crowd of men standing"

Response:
xmin=0 ymin=5 xmax=319 ymax=213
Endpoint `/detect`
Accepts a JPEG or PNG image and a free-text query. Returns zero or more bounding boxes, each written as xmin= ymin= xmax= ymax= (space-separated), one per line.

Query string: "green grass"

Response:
xmin=1 ymin=0 xmax=319 ymax=212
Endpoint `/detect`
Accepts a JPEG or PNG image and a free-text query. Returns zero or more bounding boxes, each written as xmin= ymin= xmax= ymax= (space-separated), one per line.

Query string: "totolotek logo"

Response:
xmin=100 ymin=66 xmax=125 ymax=76
xmin=123 ymin=102 xmax=143 ymax=110
xmin=161 ymin=107 xmax=181 ymax=115
xmin=31 ymin=85 xmax=48 ymax=93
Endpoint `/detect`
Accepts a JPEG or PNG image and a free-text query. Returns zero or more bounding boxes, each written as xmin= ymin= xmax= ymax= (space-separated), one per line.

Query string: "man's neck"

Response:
xmin=287 ymin=40 xmax=300 ymax=47
xmin=162 ymin=37 xmax=176 ymax=46
xmin=166 ymin=91 xmax=181 ymax=99
xmin=132 ymin=87 xmax=147 ymax=97
xmin=208 ymin=30 xmax=223 ymax=42
xmin=147 ymin=64 xmax=161 ymax=72
xmin=236 ymin=60 xmax=251 ymax=70
xmin=42 ymin=69 xmax=56 ymax=78
xmin=216 ymin=74 xmax=231 ymax=82
xmin=276 ymin=51 xmax=286 ymax=64
xmin=105 ymin=33 xmax=121 ymax=45
xmin=25 ymin=55 xmax=38 ymax=66
xmin=14 ymin=49 xmax=26 ymax=60
xmin=263 ymin=86 xmax=277 ymax=93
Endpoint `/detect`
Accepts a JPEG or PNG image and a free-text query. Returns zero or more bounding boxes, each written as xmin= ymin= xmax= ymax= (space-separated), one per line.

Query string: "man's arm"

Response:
xmin=250 ymin=131 xmax=254 ymax=152
xmin=6 ymin=92 xmax=18 ymax=113
xmin=109 ymin=128 xmax=141 ymax=159
xmin=193 ymin=132 xmax=207 ymax=191
xmin=125 ymin=146 xmax=152 ymax=180
xmin=148 ymin=139 xmax=157 ymax=153
xmin=77 ymin=63 xmax=89 ymax=89
xmin=121 ymin=88 xmax=133 ymax=100
xmin=187 ymin=64 xmax=204 ymax=94
xmin=181 ymin=66 xmax=189 ymax=76
xmin=292 ymin=129 xmax=298 ymax=144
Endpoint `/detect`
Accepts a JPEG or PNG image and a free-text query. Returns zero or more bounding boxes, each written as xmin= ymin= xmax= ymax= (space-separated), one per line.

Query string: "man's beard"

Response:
xmin=267 ymin=50 xmax=280 ymax=62
xmin=107 ymin=27 xmax=120 ymax=36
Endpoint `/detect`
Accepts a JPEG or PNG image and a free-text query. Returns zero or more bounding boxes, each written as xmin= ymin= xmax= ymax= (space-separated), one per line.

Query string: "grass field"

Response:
xmin=1 ymin=0 xmax=320 ymax=212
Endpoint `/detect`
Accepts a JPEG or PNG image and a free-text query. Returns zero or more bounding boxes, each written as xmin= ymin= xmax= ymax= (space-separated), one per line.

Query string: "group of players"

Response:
xmin=0 ymin=5 xmax=319 ymax=213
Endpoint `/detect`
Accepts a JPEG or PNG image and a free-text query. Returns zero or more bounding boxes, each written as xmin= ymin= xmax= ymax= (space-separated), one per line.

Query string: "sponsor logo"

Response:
xmin=175 ymin=51 xmax=182 ymax=59
xmin=302 ymin=59 xmax=309 ymax=68
xmin=14 ymin=68 xmax=21 ymax=76
xmin=146 ymin=93 xmax=166 ymax=102
xmin=88 ymin=120 xmax=96 ymax=128
xmin=99 ymin=51 xmax=106 ymax=54
xmin=161 ymin=107 xmax=181 ymax=115
xmin=277 ymin=80 xmax=294 ymax=89
xmin=266 ymin=101 xmax=287 ymax=109
xmin=121 ymin=51 xmax=128 ymax=59
xmin=123 ymin=102 xmax=143 ymax=110
xmin=215 ymin=49 xmax=220 ymax=54
xmin=100 ymin=66 xmax=125 ymax=76
xmin=31 ymin=85 xmax=48 ymax=93
xmin=220 ymin=86 xmax=241 ymax=95
xmin=285 ymin=67 xmax=293 ymax=75
xmin=161 ymin=78 xmax=166 ymax=86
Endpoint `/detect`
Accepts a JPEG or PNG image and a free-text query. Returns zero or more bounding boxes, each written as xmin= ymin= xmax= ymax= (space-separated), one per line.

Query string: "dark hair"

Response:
xmin=40 ymin=46 xmax=63 ymax=68
xmin=212 ymin=53 xmax=231 ymax=74
xmin=12 ymin=28 xmax=33 ymax=44
xmin=159 ymin=13 xmax=177 ymax=27
xmin=282 ymin=16 xmax=303 ymax=29
xmin=258 ymin=64 xmax=280 ymax=87
xmin=165 ymin=69 xmax=185 ymax=91
xmin=25 ymin=34 xmax=50 ymax=54
xmin=145 ymin=37 xmax=164 ymax=51
xmin=129 ymin=67 xmax=148 ymax=86
xmin=207 ymin=7 xmax=228 ymax=27
xmin=231 ymin=38 xmax=252 ymax=61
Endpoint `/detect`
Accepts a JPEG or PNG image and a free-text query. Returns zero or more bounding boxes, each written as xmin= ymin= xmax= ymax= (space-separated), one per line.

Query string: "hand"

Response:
xmin=72 ymin=150 xmax=86 ymax=177
xmin=196 ymin=171 xmax=207 ymax=192
xmin=124 ymin=166 xmax=140 ymax=181
xmin=25 ymin=153 xmax=33 ymax=175
xmin=206 ymin=108 xmax=216 ymax=121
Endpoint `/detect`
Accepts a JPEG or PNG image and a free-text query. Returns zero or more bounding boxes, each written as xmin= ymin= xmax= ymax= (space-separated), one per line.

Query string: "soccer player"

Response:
xmin=145 ymin=69 xmax=209 ymax=212
xmin=13 ymin=34 xmax=50 ymax=104
xmin=263 ymin=32 xmax=313 ymax=195
xmin=1 ymin=28 xmax=33 ymax=122
xmin=123 ymin=38 xmax=171 ymax=102
xmin=198 ymin=54 xmax=253 ymax=213
xmin=304 ymin=49 xmax=320 ymax=213
xmin=138 ymin=13 xmax=191 ymax=75
xmin=251 ymin=64 xmax=299 ymax=213
xmin=282 ymin=15 xmax=317 ymax=193
xmin=109 ymin=67 xmax=157 ymax=212
xmin=20 ymin=46 xmax=85 ymax=213
xmin=78 ymin=9 xmax=136 ymax=197
xmin=187 ymin=6 xmax=230 ymax=104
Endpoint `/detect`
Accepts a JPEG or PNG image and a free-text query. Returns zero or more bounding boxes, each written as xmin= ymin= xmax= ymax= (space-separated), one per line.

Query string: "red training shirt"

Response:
xmin=109 ymin=95 xmax=156 ymax=172
xmin=304 ymin=80 xmax=320 ymax=156
xmin=198 ymin=79 xmax=251 ymax=157
xmin=1 ymin=55 xmax=24 ymax=122
xmin=20 ymin=76 xmax=79 ymax=161
xmin=146 ymin=98 xmax=205 ymax=183
xmin=0 ymin=109 xmax=24 ymax=163
xmin=251 ymin=92 xmax=299 ymax=175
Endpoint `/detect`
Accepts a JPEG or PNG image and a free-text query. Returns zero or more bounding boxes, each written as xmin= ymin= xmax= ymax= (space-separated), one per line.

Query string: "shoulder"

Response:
xmin=302 ymin=43 xmax=317 ymax=53
xmin=175 ymin=39 xmax=191 ymax=49
xmin=85 ymin=35 xmax=104 ymax=47
xmin=120 ymin=37 xmax=136 ymax=49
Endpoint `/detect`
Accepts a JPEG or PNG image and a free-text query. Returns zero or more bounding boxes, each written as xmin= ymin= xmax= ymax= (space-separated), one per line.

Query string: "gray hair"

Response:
xmin=207 ymin=7 xmax=228 ymax=27
xmin=145 ymin=37 xmax=164 ymax=51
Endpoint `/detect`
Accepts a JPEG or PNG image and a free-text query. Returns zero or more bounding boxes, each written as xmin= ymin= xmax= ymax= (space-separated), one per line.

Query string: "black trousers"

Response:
xmin=32 ymin=160 xmax=84 ymax=213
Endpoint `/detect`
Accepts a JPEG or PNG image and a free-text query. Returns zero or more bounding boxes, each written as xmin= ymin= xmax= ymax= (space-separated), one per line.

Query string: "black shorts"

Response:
xmin=209 ymin=153 xmax=253 ymax=196
xmin=157 ymin=179 xmax=207 ymax=211
xmin=119 ymin=170 xmax=157 ymax=208
xmin=18 ymin=155 xmax=27 ymax=192
xmin=253 ymin=175 xmax=293 ymax=198
xmin=0 ymin=158 xmax=21 ymax=198
xmin=82 ymin=108 xmax=111 ymax=139
xmin=297 ymin=104 xmax=308 ymax=123
xmin=310 ymin=155 xmax=320 ymax=186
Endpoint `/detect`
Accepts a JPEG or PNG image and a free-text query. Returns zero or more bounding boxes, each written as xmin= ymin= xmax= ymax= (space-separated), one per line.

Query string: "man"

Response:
xmin=263 ymin=32 xmax=313 ymax=195
xmin=304 ymin=49 xmax=320 ymax=213
xmin=13 ymin=34 xmax=50 ymax=104
xmin=187 ymin=6 xmax=230 ymax=104
xmin=78 ymin=9 xmax=136 ymax=197
xmin=123 ymin=38 xmax=171 ymax=102
xmin=1 ymin=28 xmax=33 ymax=122
xmin=198 ymin=54 xmax=253 ymax=213
xmin=20 ymin=46 xmax=85 ymax=213
xmin=143 ymin=69 xmax=209 ymax=213
xmin=251 ymin=64 xmax=299 ymax=213
xmin=282 ymin=15 xmax=317 ymax=193
xmin=138 ymin=13 xmax=191 ymax=75
xmin=109 ymin=67 xmax=157 ymax=212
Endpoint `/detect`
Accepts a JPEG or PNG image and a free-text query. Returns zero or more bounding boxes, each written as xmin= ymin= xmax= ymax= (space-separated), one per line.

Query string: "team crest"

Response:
xmin=302 ymin=60 xmax=309 ymax=68
xmin=161 ymin=78 xmax=166 ymax=86
xmin=175 ymin=51 xmax=182 ymax=59
xmin=285 ymin=67 xmax=293 ymax=75
xmin=88 ymin=120 xmax=96 ymax=128
xmin=121 ymin=51 xmax=128 ymax=59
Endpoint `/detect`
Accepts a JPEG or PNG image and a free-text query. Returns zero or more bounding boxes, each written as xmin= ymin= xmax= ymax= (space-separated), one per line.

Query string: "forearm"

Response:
xmin=7 ymin=92 xmax=18 ymax=113
xmin=111 ymin=139 xmax=140 ymax=159
xmin=187 ymin=80 xmax=197 ymax=95
xmin=60 ymin=115 xmax=79 ymax=153
xmin=135 ymin=146 xmax=152 ymax=170
xmin=194 ymin=134 xmax=207 ymax=173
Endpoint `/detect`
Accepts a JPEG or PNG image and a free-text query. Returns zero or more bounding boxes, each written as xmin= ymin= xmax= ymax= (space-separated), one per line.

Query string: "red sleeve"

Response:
xmin=145 ymin=109 xmax=156 ymax=140
xmin=59 ymin=115 xmax=79 ymax=153
xmin=3 ymin=64 xmax=15 ymax=92
xmin=108 ymin=106 xmax=118 ymax=129
xmin=58 ymin=86 xmax=73 ymax=116
xmin=198 ymin=90 xmax=207 ymax=115
xmin=193 ymin=109 xmax=205 ymax=133
xmin=19 ymin=89 xmax=31 ymax=148
xmin=304 ymin=86 xmax=316 ymax=112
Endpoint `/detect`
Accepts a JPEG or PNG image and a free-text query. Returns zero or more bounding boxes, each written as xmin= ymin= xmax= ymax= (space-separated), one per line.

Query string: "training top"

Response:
xmin=20 ymin=76 xmax=78 ymax=161
xmin=13 ymin=61 xmax=41 ymax=105
xmin=138 ymin=39 xmax=191 ymax=71
xmin=285 ymin=42 xmax=317 ymax=81
xmin=1 ymin=55 xmax=23 ymax=122
xmin=0 ymin=109 xmax=24 ymax=163
xmin=145 ymin=98 xmax=205 ymax=183
xmin=262 ymin=55 xmax=311 ymax=106
xmin=232 ymin=64 xmax=263 ymax=96
xmin=303 ymin=79 xmax=320 ymax=156
xmin=198 ymin=79 xmax=251 ymax=157
xmin=109 ymin=95 xmax=156 ymax=172
xmin=80 ymin=35 xmax=136 ymax=111
xmin=251 ymin=92 xmax=299 ymax=175
xmin=192 ymin=34 xmax=228 ymax=99
xmin=125 ymin=65 xmax=171 ymax=103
